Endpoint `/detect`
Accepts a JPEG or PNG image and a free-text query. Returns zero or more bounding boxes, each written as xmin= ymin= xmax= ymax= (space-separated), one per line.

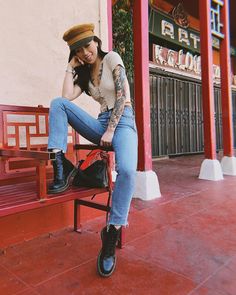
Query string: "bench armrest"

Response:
xmin=0 ymin=149 xmax=55 ymax=160
xmin=0 ymin=148 xmax=55 ymax=200
xmin=74 ymin=144 xmax=113 ymax=151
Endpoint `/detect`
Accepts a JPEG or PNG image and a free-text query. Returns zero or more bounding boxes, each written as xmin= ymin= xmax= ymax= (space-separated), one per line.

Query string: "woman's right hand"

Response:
xmin=69 ymin=56 xmax=84 ymax=68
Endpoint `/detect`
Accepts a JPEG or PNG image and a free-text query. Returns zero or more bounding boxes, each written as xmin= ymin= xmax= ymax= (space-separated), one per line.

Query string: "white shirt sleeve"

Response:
xmin=107 ymin=51 xmax=125 ymax=72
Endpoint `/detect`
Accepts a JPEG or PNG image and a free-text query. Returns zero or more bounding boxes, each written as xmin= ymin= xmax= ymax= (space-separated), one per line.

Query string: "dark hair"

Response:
xmin=70 ymin=36 xmax=108 ymax=95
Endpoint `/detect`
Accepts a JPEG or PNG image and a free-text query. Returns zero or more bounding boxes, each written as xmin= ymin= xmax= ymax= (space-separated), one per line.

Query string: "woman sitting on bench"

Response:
xmin=47 ymin=23 xmax=137 ymax=278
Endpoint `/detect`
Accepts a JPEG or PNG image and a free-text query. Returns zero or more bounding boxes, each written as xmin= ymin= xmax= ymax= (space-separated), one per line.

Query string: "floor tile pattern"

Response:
xmin=1 ymin=155 xmax=236 ymax=294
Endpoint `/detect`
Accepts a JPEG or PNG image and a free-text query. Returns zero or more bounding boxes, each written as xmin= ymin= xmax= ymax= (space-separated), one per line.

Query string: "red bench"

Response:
xmin=0 ymin=104 xmax=124 ymax=247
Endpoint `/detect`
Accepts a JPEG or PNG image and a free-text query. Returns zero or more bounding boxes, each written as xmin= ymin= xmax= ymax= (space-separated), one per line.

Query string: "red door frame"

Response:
xmin=220 ymin=0 xmax=234 ymax=157
xmin=108 ymin=0 xmax=153 ymax=171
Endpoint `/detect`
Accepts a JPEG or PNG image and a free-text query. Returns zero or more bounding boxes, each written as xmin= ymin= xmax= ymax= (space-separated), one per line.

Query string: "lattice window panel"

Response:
xmin=2 ymin=111 xmax=74 ymax=175
xmin=3 ymin=111 xmax=73 ymax=150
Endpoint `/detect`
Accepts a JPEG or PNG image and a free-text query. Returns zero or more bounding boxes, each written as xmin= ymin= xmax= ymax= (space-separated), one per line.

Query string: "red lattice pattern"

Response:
xmin=3 ymin=111 xmax=73 ymax=150
xmin=0 ymin=105 xmax=76 ymax=181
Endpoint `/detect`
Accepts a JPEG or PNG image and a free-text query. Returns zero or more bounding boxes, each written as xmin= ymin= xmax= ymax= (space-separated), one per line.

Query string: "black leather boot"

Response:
xmin=48 ymin=151 xmax=76 ymax=194
xmin=97 ymin=224 xmax=121 ymax=277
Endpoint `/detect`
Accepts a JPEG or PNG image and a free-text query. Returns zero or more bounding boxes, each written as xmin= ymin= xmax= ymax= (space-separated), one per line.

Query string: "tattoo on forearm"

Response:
xmin=109 ymin=65 xmax=126 ymax=129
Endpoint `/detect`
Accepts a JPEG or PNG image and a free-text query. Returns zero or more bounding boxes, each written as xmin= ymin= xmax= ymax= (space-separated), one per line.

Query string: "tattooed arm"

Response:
xmin=108 ymin=65 xmax=126 ymax=130
xmin=100 ymin=65 xmax=126 ymax=146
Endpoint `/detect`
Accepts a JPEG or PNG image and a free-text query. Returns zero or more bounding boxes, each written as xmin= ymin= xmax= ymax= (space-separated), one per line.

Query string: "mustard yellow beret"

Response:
xmin=63 ymin=23 xmax=95 ymax=51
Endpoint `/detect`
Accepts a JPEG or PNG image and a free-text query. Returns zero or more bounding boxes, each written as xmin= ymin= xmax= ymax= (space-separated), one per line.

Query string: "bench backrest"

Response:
xmin=0 ymin=104 xmax=77 ymax=184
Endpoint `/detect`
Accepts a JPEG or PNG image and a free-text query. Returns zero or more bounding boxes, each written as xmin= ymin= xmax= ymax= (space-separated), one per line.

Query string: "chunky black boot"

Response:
xmin=48 ymin=151 xmax=76 ymax=194
xmin=97 ymin=224 xmax=121 ymax=277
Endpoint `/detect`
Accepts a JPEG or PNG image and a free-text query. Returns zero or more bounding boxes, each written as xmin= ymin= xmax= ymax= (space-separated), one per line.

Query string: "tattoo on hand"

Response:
xmin=109 ymin=65 xmax=126 ymax=129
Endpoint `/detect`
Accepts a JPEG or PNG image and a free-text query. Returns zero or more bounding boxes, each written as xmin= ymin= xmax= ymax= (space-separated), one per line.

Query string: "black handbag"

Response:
xmin=72 ymin=150 xmax=108 ymax=188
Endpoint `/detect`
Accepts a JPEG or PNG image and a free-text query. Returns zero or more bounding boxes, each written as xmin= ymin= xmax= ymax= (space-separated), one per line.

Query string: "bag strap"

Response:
xmin=79 ymin=148 xmax=112 ymax=223
xmin=80 ymin=149 xmax=102 ymax=170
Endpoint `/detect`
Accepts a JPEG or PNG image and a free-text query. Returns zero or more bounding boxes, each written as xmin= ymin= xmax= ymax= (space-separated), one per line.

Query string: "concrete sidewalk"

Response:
xmin=1 ymin=154 xmax=236 ymax=295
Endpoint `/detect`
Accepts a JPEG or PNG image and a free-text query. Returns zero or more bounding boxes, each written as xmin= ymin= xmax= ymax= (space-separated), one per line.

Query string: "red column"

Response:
xmin=133 ymin=0 xmax=153 ymax=171
xmin=220 ymin=0 xmax=234 ymax=157
xmin=199 ymin=0 xmax=217 ymax=159
xmin=107 ymin=0 xmax=113 ymax=51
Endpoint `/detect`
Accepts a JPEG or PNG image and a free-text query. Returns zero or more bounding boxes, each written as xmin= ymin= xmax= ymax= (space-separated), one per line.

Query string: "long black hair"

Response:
xmin=69 ymin=36 xmax=108 ymax=96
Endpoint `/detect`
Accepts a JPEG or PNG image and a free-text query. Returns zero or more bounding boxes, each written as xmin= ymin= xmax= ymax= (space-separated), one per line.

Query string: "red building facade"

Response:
xmin=109 ymin=0 xmax=236 ymax=180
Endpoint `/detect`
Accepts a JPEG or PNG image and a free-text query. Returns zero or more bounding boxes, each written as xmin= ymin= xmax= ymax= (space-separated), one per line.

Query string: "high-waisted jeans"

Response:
xmin=48 ymin=97 xmax=138 ymax=226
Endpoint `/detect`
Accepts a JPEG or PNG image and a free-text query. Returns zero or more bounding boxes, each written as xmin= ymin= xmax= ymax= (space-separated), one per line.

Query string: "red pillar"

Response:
xmin=133 ymin=0 xmax=153 ymax=171
xmin=199 ymin=0 xmax=217 ymax=159
xmin=107 ymin=0 xmax=113 ymax=51
xmin=220 ymin=0 xmax=234 ymax=157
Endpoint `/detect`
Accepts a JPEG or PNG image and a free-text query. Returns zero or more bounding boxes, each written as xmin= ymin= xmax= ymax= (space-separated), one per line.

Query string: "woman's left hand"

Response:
xmin=100 ymin=129 xmax=114 ymax=147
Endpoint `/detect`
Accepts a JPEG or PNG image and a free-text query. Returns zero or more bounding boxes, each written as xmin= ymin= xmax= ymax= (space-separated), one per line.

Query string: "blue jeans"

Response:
xmin=48 ymin=97 xmax=138 ymax=226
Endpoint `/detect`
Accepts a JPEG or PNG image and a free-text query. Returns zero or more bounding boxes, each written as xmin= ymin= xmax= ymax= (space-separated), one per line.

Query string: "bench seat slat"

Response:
xmin=0 ymin=181 xmax=108 ymax=217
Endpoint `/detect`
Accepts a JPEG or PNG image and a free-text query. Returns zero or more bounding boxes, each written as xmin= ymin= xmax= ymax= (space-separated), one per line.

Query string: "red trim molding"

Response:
xmin=133 ymin=0 xmax=153 ymax=170
xmin=107 ymin=0 xmax=113 ymax=50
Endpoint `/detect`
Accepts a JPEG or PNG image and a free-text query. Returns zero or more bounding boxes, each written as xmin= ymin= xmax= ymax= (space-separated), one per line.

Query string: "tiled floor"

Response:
xmin=1 ymin=154 xmax=236 ymax=294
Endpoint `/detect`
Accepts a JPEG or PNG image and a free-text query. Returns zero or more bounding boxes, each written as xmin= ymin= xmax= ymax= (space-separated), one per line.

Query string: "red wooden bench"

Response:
xmin=0 ymin=104 xmax=124 ymax=247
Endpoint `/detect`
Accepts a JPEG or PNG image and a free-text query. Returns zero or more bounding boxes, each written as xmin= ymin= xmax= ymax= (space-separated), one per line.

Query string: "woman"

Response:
xmin=47 ymin=23 xmax=138 ymax=277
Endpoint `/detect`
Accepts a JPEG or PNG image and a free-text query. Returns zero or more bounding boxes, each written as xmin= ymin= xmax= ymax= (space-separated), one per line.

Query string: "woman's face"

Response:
xmin=75 ymin=40 xmax=98 ymax=64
